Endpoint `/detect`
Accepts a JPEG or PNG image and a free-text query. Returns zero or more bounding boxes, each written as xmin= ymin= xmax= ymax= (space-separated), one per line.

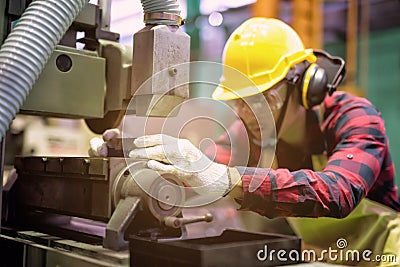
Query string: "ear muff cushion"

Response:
xmin=301 ymin=64 xmax=328 ymax=109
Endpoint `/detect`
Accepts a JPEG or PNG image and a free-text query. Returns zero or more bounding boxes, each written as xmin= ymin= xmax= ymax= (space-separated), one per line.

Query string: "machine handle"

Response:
xmin=164 ymin=213 xmax=213 ymax=228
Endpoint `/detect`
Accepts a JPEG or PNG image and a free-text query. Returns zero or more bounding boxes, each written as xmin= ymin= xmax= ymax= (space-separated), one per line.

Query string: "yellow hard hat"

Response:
xmin=212 ymin=17 xmax=317 ymax=100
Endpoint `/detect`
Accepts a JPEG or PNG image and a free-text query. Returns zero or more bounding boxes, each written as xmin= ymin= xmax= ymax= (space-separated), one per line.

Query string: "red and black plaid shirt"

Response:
xmin=206 ymin=91 xmax=399 ymax=218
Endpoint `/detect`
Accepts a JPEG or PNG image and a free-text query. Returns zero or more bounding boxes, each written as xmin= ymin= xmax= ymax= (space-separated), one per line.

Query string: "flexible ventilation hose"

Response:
xmin=140 ymin=0 xmax=183 ymax=25
xmin=0 ymin=0 xmax=88 ymax=138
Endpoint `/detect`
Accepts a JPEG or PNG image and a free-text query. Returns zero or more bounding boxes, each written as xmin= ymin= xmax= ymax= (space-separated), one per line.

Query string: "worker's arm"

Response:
xmin=233 ymin=95 xmax=397 ymax=218
xmin=127 ymin=94 xmax=396 ymax=218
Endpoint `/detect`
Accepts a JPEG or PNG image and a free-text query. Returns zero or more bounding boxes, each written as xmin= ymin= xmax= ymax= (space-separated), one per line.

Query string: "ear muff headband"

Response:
xmin=301 ymin=63 xmax=318 ymax=109
xmin=313 ymin=49 xmax=346 ymax=95
xmin=292 ymin=50 xmax=346 ymax=109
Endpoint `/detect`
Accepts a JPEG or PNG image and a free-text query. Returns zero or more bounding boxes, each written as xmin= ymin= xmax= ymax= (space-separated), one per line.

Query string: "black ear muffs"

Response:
xmin=300 ymin=63 xmax=328 ymax=109
xmin=287 ymin=50 xmax=345 ymax=109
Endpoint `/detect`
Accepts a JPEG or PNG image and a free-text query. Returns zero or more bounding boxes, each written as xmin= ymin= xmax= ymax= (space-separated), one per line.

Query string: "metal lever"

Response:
xmin=164 ymin=213 xmax=213 ymax=228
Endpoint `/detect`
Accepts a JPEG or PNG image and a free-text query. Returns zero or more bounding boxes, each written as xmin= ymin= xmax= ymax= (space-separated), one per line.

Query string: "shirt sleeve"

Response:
xmin=237 ymin=102 xmax=389 ymax=219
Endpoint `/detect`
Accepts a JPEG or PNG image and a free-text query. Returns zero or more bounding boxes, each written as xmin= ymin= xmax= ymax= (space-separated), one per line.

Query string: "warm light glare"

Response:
xmin=208 ymin=12 xmax=223 ymax=27
xmin=201 ymin=0 xmax=256 ymax=14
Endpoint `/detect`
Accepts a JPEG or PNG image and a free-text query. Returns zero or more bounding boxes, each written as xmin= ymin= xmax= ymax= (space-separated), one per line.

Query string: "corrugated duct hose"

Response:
xmin=0 ymin=0 xmax=182 ymax=139
xmin=0 ymin=0 xmax=88 ymax=138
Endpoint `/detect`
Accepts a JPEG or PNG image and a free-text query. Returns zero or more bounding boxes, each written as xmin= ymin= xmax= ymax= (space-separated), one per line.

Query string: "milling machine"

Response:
xmin=0 ymin=1 xmax=302 ymax=266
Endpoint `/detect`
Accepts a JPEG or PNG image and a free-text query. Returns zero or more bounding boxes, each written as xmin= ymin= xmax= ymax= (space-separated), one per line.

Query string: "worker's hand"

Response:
xmin=88 ymin=128 xmax=121 ymax=157
xmin=129 ymin=134 xmax=232 ymax=196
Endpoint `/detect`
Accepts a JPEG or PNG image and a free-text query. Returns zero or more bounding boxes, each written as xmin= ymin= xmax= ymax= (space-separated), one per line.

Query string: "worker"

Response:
xmin=90 ymin=18 xmax=400 ymax=266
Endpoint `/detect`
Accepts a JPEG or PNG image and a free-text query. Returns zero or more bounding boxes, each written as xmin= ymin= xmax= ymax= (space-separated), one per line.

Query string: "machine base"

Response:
xmin=0 ymin=229 xmax=129 ymax=267
xmin=129 ymin=229 xmax=302 ymax=267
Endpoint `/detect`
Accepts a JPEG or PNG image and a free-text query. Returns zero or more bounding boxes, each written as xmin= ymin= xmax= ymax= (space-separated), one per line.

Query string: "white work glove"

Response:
xmin=129 ymin=134 xmax=231 ymax=196
xmin=88 ymin=128 xmax=121 ymax=157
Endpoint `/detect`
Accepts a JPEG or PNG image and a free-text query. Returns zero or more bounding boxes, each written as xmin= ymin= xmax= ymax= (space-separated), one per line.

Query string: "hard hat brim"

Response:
xmin=213 ymin=49 xmax=317 ymax=101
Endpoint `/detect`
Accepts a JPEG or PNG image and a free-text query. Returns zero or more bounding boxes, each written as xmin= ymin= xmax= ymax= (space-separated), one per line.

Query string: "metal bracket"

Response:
xmin=103 ymin=196 xmax=141 ymax=251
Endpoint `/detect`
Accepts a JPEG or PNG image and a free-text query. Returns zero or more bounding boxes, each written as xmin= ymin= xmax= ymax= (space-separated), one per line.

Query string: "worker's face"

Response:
xmin=229 ymin=81 xmax=287 ymax=141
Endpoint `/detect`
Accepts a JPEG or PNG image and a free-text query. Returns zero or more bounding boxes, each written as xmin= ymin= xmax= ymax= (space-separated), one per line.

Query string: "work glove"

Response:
xmin=129 ymin=134 xmax=232 ymax=196
xmin=88 ymin=128 xmax=121 ymax=157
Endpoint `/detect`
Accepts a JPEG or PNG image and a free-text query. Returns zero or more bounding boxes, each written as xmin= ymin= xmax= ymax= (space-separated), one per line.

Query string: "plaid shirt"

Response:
xmin=206 ymin=91 xmax=399 ymax=218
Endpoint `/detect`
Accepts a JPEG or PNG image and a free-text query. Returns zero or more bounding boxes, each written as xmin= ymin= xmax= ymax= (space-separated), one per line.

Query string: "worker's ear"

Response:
xmin=299 ymin=63 xmax=328 ymax=109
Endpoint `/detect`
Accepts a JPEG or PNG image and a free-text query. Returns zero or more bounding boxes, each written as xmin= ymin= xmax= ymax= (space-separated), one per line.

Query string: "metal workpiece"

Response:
xmin=131 ymin=24 xmax=190 ymax=117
